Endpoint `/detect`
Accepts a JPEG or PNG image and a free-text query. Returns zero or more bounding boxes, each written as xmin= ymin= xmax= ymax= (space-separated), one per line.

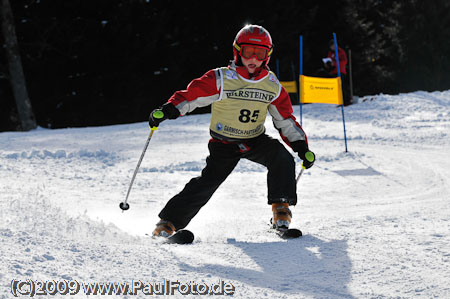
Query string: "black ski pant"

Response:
xmin=158 ymin=134 xmax=297 ymax=230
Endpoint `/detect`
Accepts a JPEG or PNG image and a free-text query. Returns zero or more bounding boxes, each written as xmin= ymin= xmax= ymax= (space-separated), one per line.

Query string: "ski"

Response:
xmin=145 ymin=229 xmax=195 ymax=244
xmin=276 ymin=228 xmax=303 ymax=239
xmin=165 ymin=229 xmax=195 ymax=244
xmin=269 ymin=218 xmax=302 ymax=239
xmin=269 ymin=224 xmax=303 ymax=239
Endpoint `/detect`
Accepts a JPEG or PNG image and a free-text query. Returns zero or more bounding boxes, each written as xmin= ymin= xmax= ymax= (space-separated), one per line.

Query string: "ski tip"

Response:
xmin=167 ymin=229 xmax=194 ymax=244
xmin=280 ymin=228 xmax=303 ymax=239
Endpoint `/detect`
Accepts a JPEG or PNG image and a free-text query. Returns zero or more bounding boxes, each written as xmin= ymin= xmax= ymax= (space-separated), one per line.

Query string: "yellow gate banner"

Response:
xmin=280 ymin=81 xmax=298 ymax=94
xmin=300 ymin=75 xmax=343 ymax=105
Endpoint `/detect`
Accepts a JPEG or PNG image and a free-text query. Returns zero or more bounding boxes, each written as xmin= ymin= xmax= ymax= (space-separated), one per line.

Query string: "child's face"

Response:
xmin=241 ymin=56 xmax=263 ymax=74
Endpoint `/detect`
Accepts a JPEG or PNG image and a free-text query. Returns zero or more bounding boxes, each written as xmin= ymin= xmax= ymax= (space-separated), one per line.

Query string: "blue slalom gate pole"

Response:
xmin=290 ymin=61 xmax=300 ymax=108
xmin=333 ymin=33 xmax=348 ymax=152
xmin=299 ymin=35 xmax=303 ymax=126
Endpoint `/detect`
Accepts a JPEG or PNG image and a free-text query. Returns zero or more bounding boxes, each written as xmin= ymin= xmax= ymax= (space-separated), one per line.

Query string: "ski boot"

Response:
xmin=152 ymin=219 xmax=175 ymax=237
xmin=271 ymin=203 xmax=292 ymax=231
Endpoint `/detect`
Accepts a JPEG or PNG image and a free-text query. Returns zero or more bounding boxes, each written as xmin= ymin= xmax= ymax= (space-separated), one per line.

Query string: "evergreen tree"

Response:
xmin=343 ymin=0 xmax=404 ymax=94
xmin=1 ymin=0 xmax=36 ymax=130
xmin=397 ymin=0 xmax=450 ymax=91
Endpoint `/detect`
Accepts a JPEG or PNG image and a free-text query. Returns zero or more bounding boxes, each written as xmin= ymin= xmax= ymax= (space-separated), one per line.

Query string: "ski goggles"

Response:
xmin=239 ymin=45 xmax=270 ymax=61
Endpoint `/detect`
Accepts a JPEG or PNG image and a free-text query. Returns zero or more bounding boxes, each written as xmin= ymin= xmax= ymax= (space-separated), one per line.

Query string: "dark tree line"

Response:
xmin=1 ymin=0 xmax=449 ymax=131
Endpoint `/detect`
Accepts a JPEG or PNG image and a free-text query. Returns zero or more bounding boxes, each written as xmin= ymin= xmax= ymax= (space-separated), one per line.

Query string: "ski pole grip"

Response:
xmin=153 ymin=110 xmax=165 ymax=119
xmin=305 ymin=151 xmax=315 ymax=162
xmin=149 ymin=109 xmax=166 ymax=130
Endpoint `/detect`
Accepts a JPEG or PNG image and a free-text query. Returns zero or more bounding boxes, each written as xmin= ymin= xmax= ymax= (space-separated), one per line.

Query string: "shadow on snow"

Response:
xmin=180 ymin=235 xmax=354 ymax=298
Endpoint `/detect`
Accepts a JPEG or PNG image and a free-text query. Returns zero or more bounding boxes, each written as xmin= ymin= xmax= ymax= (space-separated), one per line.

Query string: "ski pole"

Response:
xmin=119 ymin=128 xmax=157 ymax=211
xmin=296 ymin=165 xmax=305 ymax=184
xmin=296 ymin=152 xmax=314 ymax=184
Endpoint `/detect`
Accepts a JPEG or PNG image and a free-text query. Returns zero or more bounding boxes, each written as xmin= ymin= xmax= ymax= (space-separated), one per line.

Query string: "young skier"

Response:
xmin=148 ymin=24 xmax=315 ymax=237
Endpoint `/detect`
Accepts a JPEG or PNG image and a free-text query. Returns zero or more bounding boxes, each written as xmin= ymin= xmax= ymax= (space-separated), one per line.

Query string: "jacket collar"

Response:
xmin=229 ymin=61 xmax=269 ymax=80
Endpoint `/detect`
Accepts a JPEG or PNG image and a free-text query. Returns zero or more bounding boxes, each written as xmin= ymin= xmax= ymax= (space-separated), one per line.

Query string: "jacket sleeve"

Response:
xmin=328 ymin=48 xmax=348 ymax=74
xmin=268 ymin=87 xmax=307 ymax=148
xmin=167 ymin=69 xmax=221 ymax=116
xmin=338 ymin=48 xmax=348 ymax=73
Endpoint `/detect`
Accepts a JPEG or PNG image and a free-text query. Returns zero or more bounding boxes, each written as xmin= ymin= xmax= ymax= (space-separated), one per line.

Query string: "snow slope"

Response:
xmin=1 ymin=90 xmax=450 ymax=298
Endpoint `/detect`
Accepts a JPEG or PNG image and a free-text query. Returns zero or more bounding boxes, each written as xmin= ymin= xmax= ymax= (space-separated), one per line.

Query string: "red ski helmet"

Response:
xmin=233 ymin=24 xmax=273 ymax=66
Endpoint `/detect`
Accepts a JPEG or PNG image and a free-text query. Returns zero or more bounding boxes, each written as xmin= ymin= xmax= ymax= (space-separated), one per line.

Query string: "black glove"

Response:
xmin=291 ymin=140 xmax=315 ymax=169
xmin=148 ymin=103 xmax=180 ymax=129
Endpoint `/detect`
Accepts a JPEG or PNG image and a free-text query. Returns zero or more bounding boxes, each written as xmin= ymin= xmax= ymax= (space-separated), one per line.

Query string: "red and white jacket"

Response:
xmin=327 ymin=46 xmax=348 ymax=75
xmin=166 ymin=63 xmax=307 ymax=149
